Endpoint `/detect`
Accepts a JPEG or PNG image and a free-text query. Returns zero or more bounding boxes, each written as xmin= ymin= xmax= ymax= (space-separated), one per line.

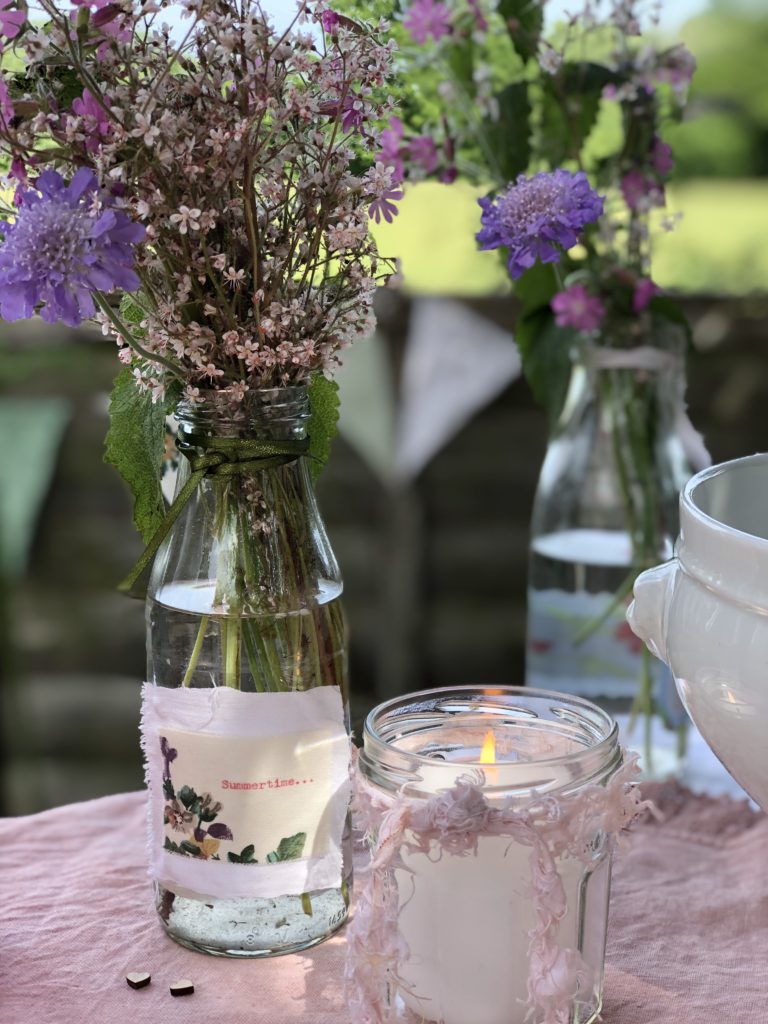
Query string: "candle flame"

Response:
xmin=479 ymin=730 xmax=496 ymax=765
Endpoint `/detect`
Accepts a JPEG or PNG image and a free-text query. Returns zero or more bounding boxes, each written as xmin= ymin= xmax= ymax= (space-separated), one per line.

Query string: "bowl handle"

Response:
xmin=626 ymin=560 xmax=679 ymax=665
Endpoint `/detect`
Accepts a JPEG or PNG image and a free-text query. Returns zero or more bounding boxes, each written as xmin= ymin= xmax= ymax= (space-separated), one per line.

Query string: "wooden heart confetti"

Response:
xmin=126 ymin=972 xmax=151 ymax=990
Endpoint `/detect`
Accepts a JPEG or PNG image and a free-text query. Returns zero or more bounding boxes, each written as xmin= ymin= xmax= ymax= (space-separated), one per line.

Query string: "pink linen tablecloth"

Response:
xmin=2 ymin=784 xmax=767 ymax=1024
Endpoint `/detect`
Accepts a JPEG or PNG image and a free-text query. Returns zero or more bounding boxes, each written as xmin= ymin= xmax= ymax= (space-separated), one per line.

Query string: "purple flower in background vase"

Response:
xmin=379 ymin=117 xmax=405 ymax=183
xmin=621 ymin=169 xmax=665 ymax=213
xmin=476 ymin=170 xmax=604 ymax=279
xmin=551 ymin=285 xmax=606 ymax=332
xmin=0 ymin=167 xmax=145 ymax=326
xmin=404 ymin=0 xmax=452 ymax=44
xmin=633 ymin=277 xmax=659 ymax=313
xmin=650 ymin=136 xmax=674 ymax=177
xmin=409 ymin=135 xmax=438 ymax=174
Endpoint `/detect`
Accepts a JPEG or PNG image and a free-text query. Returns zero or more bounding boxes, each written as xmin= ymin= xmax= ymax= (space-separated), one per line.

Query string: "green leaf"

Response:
xmin=649 ymin=295 xmax=692 ymax=345
xmin=227 ymin=852 xmax=241 ymax=863
xmin=275 ymin=832 xmax=307 ymax=861
xmin=515 ymin=308 xmax=576 ymax=430
xmin=513 ymin=259 xmax=559 ymax=314
xmin=447 ymin=36 xmax=475 ymax=97
xmin=162 ymin=778 xmax=175 ymax=801
xmin=239 ymin=844 xmax=256 ymax=862
xmin=119 ymin=293 xmax=146 ymax=329
xmin=483 ymin=83 xmax=531 ymax=183
xmin=104 ymin=367 xmax=166 ymax=546
xmin=179 ymin=840 xmax=202 ymax=856
xmin=539 ymin=63 xmax=617 ymax=166
xmin=497 ymin=0 xmax=543 ymax=63
xmin=307 ymin=374 xmax=340 ymax=483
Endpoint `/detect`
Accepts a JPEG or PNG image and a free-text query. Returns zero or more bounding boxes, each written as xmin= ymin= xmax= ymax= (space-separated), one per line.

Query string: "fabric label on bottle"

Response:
xmin=140 ymin=683 xmax=351 ymax=901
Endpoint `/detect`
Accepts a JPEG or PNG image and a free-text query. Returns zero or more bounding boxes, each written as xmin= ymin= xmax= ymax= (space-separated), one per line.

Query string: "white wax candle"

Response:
xmin=389 ymin=731 xmax=609 ymax=1024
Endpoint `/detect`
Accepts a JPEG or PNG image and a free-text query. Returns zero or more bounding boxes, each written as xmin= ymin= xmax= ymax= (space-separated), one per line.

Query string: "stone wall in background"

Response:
xmin=2 ymin=292 xmax=767 ymax=813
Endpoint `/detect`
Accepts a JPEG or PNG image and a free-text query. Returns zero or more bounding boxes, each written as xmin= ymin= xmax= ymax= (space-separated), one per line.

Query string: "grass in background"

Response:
xmin=372 ymin=179 xmax=768 ymax=296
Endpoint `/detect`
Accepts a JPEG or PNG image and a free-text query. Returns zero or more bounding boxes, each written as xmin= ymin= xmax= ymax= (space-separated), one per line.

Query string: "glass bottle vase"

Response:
xmin=144 ymin=386 xmax=351 ymax=956
xmin=525 ymin=334 xmax=692 ymax=777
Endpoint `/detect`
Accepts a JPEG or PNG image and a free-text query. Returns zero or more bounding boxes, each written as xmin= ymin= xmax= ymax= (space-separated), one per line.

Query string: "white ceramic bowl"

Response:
xmin=628 ymin=453 xmax=768 ymax=809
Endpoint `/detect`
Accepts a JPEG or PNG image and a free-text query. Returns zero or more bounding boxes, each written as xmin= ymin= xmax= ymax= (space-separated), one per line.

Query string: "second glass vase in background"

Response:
xmin=525 ymin=330 xmax=692 ymax=777
xmin=143 ymin=387 xmax=351 ymax=957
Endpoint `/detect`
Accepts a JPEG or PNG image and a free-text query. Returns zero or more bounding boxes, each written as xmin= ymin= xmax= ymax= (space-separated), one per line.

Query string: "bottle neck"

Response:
xmin=175 ymin=386 xmax=310 ymax=449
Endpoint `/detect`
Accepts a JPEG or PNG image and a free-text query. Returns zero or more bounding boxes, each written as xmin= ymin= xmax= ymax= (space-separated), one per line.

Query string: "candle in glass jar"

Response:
xmin=354 ymin=689 xmax=623 ymax=1024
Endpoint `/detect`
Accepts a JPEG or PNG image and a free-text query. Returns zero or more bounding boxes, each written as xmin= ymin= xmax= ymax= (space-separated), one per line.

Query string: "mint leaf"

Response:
xmin=307 ymin=374 xmax=340 ymax=482
xmin=104 ymin=367 xmax=166 ymax=545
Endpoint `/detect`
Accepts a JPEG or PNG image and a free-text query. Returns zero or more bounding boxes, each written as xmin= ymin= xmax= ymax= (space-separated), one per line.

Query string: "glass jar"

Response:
xmin=144 ymin=386 xmax=351 ymax=956
xmin=526 ymin=335 xmax=692 ymax=775
xmin=353 ymin=686 xmax=625 ymax=1024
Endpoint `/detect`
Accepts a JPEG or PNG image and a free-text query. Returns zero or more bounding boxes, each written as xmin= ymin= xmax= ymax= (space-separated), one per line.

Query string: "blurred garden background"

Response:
xmin=2 ymin=0 xmax=768 ymax=813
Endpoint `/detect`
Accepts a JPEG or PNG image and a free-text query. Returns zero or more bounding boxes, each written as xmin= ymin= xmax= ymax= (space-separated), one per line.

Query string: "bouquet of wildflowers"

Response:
xmin=0 ymin=0 xmax=399 ymax=544
xmin=347 ymin=0 xmax=698 ymax=761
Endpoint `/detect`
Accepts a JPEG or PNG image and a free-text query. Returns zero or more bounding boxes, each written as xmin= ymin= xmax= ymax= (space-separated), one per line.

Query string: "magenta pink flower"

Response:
xmin=650 ymin=137 xmax=674 ymax=177
xmin=621 ymin=169 xmax=665 ymax=213
xmin=409 ymin=135 xmax=438 ymax=174
xmin=369 ymin=186 xmax=403 ymax=224
xmin=0 ymin=0 xmax=24 ymax=40
xmin=551 ymin=285 xmax=606 ymax=333
xmin=320 ymin=9 xmax=339 ymax=33
xmin=71 ymin=89 xmax=112 ymax=154
xmin=633 ymin=277 xmax=659 ymax=313
xmin=378 ymin=117 xmax=405 ymax=183
xmin=404 ymin=0 xmax=452 ymax=44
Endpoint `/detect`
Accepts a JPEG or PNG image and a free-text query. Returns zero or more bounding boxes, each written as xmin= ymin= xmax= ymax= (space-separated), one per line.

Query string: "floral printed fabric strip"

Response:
xmin=346 ymin=753 xmax=647 ymax=1024
xmin=140 ymin=683 xmax=351 ymax=901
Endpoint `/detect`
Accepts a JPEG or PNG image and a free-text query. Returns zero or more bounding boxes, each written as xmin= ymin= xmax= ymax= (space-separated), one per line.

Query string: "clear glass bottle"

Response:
xmin=355 ymin=686 xmax=623 ymax=1024
xmin=526 ymin=334 xmax=691 ymax=775
xmin=146 ymin=386 xmax=351 ymax=956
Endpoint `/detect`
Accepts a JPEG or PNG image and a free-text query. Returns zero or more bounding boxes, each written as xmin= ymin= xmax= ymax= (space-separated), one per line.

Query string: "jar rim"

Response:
xmin=361 ymin=685 xmax=620 ymax=794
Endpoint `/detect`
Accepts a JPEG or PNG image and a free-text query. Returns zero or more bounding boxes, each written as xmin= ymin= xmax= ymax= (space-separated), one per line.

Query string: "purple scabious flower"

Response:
xmin=0 ymin=167 xmax=145 ymax=327
xmin=476 ymin=170 xmax=604 ymax=280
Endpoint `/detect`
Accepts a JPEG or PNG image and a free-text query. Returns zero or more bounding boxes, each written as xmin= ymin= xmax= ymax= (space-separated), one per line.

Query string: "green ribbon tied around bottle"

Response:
xmin=118 ymin=432 xmax=310 ymax=597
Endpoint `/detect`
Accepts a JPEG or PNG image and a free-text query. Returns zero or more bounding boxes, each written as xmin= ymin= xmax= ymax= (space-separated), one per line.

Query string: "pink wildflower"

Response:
xmin=369 ymin=186 xmax=403 ymax=224
xmin=403 ymin=0 xmax=452 ymax=44
xmin=319 ymin=9 xmax=339 ymax=33
xmin=409 ymin=135 xmax=438 ymax=174
xmin=621 ymin=169 xmax=665 ymax=213
xmin=0 ymin=0 xmax=24 ymax=40
xmin=378 ymin=117 xmax=405 ymax=183
xmin=650 ymin=136 xmax=674 ymax=177
xmin=71 ymin=89 xmax=111 ymax=154
xmin=551 ymin=285 xmax=606 ymax=333
xmin=633 ymin=277 xmax=659 ymax=313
